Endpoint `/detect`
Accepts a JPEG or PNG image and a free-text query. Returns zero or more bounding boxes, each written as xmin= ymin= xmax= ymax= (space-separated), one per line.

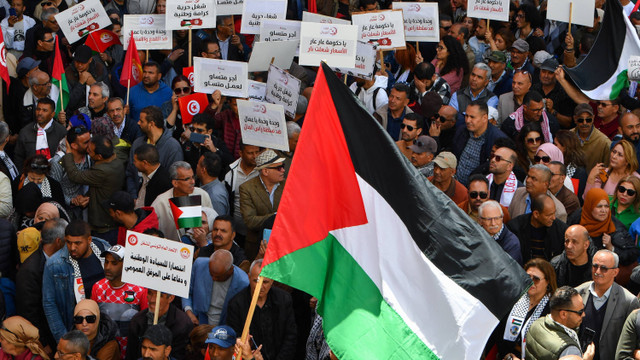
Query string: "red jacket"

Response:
xmin=214 ymin=109 xmax=241 ymax=159
xmin=117 ymin=207 xmax=159 ymax=246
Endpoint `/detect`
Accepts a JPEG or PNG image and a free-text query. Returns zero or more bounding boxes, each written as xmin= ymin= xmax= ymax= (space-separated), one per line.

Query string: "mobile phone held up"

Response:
xmin=189 ymin=132 xmax=207 ymax=144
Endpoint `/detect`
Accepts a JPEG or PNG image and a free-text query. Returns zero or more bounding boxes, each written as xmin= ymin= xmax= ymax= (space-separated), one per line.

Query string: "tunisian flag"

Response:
xmin=0 ymin=30 xmax=10 ymax=89
xmin=178 ymin=93 xmax=209 ymax=124
xmin=86 ymin=29 xmax=121 ymax=53
xmin=119 ymin=33 xmax=142 ymax=87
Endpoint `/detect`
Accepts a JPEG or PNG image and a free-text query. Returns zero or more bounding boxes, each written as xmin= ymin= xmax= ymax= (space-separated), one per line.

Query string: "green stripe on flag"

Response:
xmin=611 ymin=70 xmax=629 ymax=100
xmin=52 ymin=74 xmax=69 ymax=115
xmin=262 ymin=234 xmax=438 ymax=359
xmin=177 ymin=217 xmax=201 ymax=228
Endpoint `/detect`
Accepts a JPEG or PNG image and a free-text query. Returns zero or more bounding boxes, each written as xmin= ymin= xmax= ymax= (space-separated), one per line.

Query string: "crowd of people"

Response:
xmin=1 ymin=0 xmax=640 ymax=358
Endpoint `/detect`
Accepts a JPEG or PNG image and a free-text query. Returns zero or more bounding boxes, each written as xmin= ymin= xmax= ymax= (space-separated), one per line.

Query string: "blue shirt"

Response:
xmin=128 ymin=82 xmax=173 ymax=123
xmin=449 ymin=88 xmax=498 ymax=112
xmin=387 ymin=107 xmax=406 ymax=140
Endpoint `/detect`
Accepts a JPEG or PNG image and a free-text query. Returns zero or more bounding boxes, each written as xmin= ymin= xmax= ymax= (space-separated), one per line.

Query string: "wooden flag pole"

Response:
xmin=236 ymin=276 xmax=264 ymax=360
xmin=568 ymin=3 xmax=573 ymax=34
xmin=153 ymin=290 xmax=162 ymax=324
xmin=487 ymin=18 xmax=490 ymax=31
xmin=126 ymin=78 xmax=131 ymax=106
xmin=188 ymin=29 xmax=193 ymax=67
xmin=378 ymin=49 xmax=385 ymax=72
xmin=146 ymin=49 xmax=149 ymax=62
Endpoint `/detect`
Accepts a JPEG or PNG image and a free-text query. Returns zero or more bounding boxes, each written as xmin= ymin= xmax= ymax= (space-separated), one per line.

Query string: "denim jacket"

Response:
xmin=42 ymin=237 xmax=109 ymax=341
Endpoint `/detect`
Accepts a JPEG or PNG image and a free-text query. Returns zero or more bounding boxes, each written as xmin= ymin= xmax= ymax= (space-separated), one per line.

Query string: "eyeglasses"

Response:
xmin=534 ymin=155 xmax=551 ymax=163
xmin=592 ymin=264 xmax=616 ymax=272
xmin=618 ymin=185 xmax=637 ymax=196
xmin=41 ymin=1 xmax=53 ymax=5
xmin=576 ymin=117 xmax=593 ymax=124
xmin=56 ymin=350 xmax=80 ymax=357
xmin=43 ymin=37 xmax=55 ymax=43
xmin=207 ymin=50 xmax=221 ymax=55
xmin=480 ymin=216 xmax=501 ymax=222
xmin=469 ymin=191 xmax=488 ymax=199
xmin=529 ymin=274 xmax=542 ymax=283
xmin=491 ymin=154 xmax=512 ymax=163
xmin=400 ymin=123 xmax=416 ymax=131
xmin=173 ymin=86 xmax=191 ymax=95
xmin=526 ymin=136 xmax=543 ymax=144
xmin=175 ymin=176 xmax=195 ymax=182
xmin=73 ymin=315 xmax=97 ymax=324
xmin=435 ymin=115 xmax=449 ymax=123
xmin=440 ymin=26 xmax=451 ymax=31
xmin=267 ymin=164 xmax=285 ymax=171
xmin=561 ymin=308 xmax=585 ymax=316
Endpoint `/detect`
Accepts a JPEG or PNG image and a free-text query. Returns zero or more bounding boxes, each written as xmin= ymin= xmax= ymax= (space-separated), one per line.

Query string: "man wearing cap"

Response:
xmin=140 ymin=325 xmax=175 ymax=360
xmin=571 ymin=103 xmax=611 ymax=173
xmin=532 ymin=58 xmax=575 ymax=129
xmin=449 ymin=63 xmax=498 ymax=113
xmin=395 ymin=113 xmax=424 ymax=159
xmin=203 ymin=325 xmax=263 ymax=360
xmin=428 ymin=151 xmax=468 ymax=204
xmin=487 ymin=51 xmax=513 ymax=97
xmin=239 ymin=149 xmax=286 ymax=260
xmin=509 ymin=39 xmax=535 ymax=74
xmin=408 ymin=135 xmax=437 ymax=177
xmin=91 ymin=244 xmax=148 ymax=352
xmin=497 ymin=70 xmax=532 ymax=125
xmin=105 ymin=190 xmax=159 ymax=246
xmin=64 ymin=44 xmax=109 ymax=115
xmin=0 ymin=0 xmax=35 ymax=58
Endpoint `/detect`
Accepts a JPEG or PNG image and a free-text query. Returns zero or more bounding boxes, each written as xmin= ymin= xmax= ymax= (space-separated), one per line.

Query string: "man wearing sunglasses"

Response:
xmin=547 ymin=161 xmax=580 ymax=217
xmin=458 ymin=174 xmax=510 ymax=225
xmin=571 ymin=103 xmax=611 ymax=173
xmin=576 ymin=250 xmax=640 ymax=360
xmin=396 ymin=113 xmax=424 ymax=160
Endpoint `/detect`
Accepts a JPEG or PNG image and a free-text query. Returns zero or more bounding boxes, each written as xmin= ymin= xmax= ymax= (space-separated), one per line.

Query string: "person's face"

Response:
xmin=229 ymin=98 xmax=238 ymax=115
xmin=240 ymin=145 xmax=260 ymax=167
xmin=411 ymin=151 xmax=433 ymax=167
xmin=488 ymin=60 xmax=506 ymax=78
xmin=11 ymin=0 xmax=24 ymax=16
xmin=212 ymin=219 xmax=235 ymax=249
xmin=207 ymin=343 xmax=234 ymax=360
xmin=548 ymin=163 xmax=565 ymax=191
xmin=27 ymin=171 xmax=45 ymax=184
xmin=480 ymin=205 xmax=503 ymax=235
xmin=361 ymin=3 xmax=376 ymax=11
xmin=142 ymin=65 xmax=161 ymax=87
xmin=263 ymin=162 xmax=285 ymax=183
xmin=172 ymin=168 xmax=195 ymax=195
xmin=526 ymin=168 xmax=549 ymax=195
xmin=200 ymin=212 xmax=209 ymax=234
xmin=0 ymin=332 xmax=22 ymax=356
xmin=609 ymin=144 xmax=628 ymax=171
xmin=462 ymin=17 xmax=474 ymax=33
xmin=526 ymin=266 xmax=549 ymax=299
xmin=591 ymin=252 xmax=618 ymax=288
xmin=534 ymin=198 xmax=556 ymax=227
xmin=433 ymin=164 xmax=455 ymax=183
xmin=553 ymin=139 xmax=566 ymax=153
xmin=133 ymin=154 xmax=146 ymax=173
xmin=218 ymin=17 xmax=234 ymax=37
xmin=107 ymin=101 xmax=125 ymax=126
xmin=439 ymin=21 xmax=452 ymax=38
xmin=191 ymin=123 xmax=210 ymax=136
xmin=173 ymin=80 xmax=191 ymax=98
xmin=138 ymin=112 xmax=152 ymax=135
xmin=141 ymin=339 xmax=171 ymax=360
xmin=468 ymin=180 xmax=489 ymax=212
xmin=74 ymin=59 xmax=90 ymax=73
xmin=494 ymin=34 xmax=506 ymax=51
xmin=33 ymin=75 xmax=52 ymax=98
xmin=510 ymin=49 xmax=527 ymax=66
xmin=464 ymin=105 xmax=487 ymax=134
xmin=87 ymin=142 xmax=102 ymax=161
xmin=591 ymin=199 xmax=610 ymax=222
xmin=72 ymin=132 xmax=91 ymax=155
xmin=617 ymin=181 xmax=637 ymax=206
xmin=204 ymin=43 xmax=221 ymax=59
xmin=288 ymin=132 xmax=299 ymax=152
xmin=39 ymin=33 xmax=55 ymax=51
xmin=620 ymin=115 xmax=640 ymax=142
xmin=388 ymin=88 xmax=409 ymax=112
xmin=539 ymin=69 xmax=556 ymax=86
xmin=574 ymin=112 xmax=594 ymax=135
xmin=88 ymin=85 xmax=106 ymax=110
xmin=44 ymin=15 xmax=59 ymax=32
xmin=55 ymin=339 xmax=80 ymax=359
xmin=489 ymin=148 xmax=513 ymax=175
xmin=435 ymin=41 xmax=449 ymax=60
xmin=523 ymin=100 xmax=545 ymax=122
xmin=512 ymin=72 xmax=532 ymax=97
xmin=249 ymin=264 xmax=273 ymax=299
xmin=147 ymin=289 xmax=173 ymax=316
xmin=436 ymin=109 xmax=455 ymax=131
xmin=469 ymin=67 xmax=489 ymax=93
xmin=112 ymin=24 xmax=121 ymax=39
xmin=104 ymin=253 xmax=123 ymax=282
xmin=564 ymin=295 xmax=586 ymax=329
xmin=155 ymin=0 xmax=166 ymax=14
xmin=447 ymin=24 xmax=462 ymax=39
xmin=400 ymin=119 xmax=420 ymax=141
xmin=74 ymin=309 xmax=98 ymax=340
xmin=515 ymin=10 xmax=527 ymax=28
xmin=597 ymin=100 xmax=617 ymax=118
xmin=66 ymin=235 xmax=91 ymax=259
xmin=564 ymin=227 xmax=590 ymax=262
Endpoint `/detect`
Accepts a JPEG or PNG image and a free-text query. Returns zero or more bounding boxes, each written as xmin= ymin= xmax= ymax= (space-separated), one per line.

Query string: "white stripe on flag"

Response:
xmin=179 ymin=205 xmax=202 ymax=219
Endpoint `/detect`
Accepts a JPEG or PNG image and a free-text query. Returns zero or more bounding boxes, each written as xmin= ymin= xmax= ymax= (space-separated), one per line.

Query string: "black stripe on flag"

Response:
xmin=319 ymin=63 xmax=530 ymax=319
xmin=169 ymin=195 xmax=202 ymax=208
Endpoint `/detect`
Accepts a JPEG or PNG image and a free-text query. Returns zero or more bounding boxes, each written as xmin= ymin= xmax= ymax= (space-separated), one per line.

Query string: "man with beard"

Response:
xmin=458 ymin=174 xmax=510 ymax=224
xmin=469 ymin=19 xmax=490 ymax=63
xmin=128 ymin=61 xmax=173 ymax=123
xmin=532 ymin=58 xmax=575 ymax=129
xmin=396 ymin=113 xmax=424 ymax=159
xmin=408 ymin=135 xmax=437 ymax=177
xmin=613 ymin=113 xmax=640 ymax=166
xmin=197 ymin=215 xmax=249 ymax=271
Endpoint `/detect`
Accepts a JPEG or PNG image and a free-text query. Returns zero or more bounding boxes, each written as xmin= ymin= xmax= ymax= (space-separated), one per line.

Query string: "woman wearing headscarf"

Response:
xmin=73 ymin=299 xmax=120 ymax=360
xmin=0 ymin=316 xmax=49 ymax=360
xmin=534 ymin=142 xmax=574 ymax=192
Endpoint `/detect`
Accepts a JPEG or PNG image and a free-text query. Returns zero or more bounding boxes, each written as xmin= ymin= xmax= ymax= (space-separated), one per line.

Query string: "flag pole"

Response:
xmin=188 ymin=29 xmax=193 ymax=67
xmin=153 ymin=290 xmax=162 ymax=324
xmin=568 ymin=3 xmax=573 ymax=34
xmin=236 ymin=276 xmax=264 ymax=360
xmin=487 ymin=18 xmax=490 ymax=31
xmin=378 ymin=49 xmax=385 ymax=72
xmin=126 ymin=78 xmax=131 ymax=106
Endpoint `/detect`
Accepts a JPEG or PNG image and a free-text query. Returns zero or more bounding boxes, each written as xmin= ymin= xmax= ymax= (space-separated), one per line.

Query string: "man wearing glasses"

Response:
xmin=458 ymin=174 xmax=510 ymax=225
xmin=576 ymin=250 xmax=639 ymax=360
xmin=571 ymin=103 xmax=611 ymax=173
xmin=55 ymin=330 xmax=93 ymax=360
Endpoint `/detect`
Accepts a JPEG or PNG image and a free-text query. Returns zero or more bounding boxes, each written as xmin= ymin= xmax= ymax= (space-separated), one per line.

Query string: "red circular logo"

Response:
xmin=187 ymin=100 xmax=200 ymax=115
xmin=128 ymin=234 xmax=138 ymax=246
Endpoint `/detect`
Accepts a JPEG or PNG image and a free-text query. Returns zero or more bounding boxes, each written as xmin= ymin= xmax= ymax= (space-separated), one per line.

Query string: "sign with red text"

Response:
xmin=122 ymin=231 xmax=194 ymax=298
xmin=330 ymin=41 xmax=377 ymax=80
xmin=217 ymin=0 xmax=243 ymax=15
xmin=123 ymin=15 xmax=172 ymax=50
xmin=165 ymin=0 xmax=216 ymax=30
xmin=299 ymin=22 xmax=358 ymax=69
xmin=392 ymin=2 xmax=439 ymax=42
xmin=260 ymin=19 xmax=301 ymax=55
xmin=193 ymin=57 xmax=248 ymax=98
xmin=547 ymin=0 xmax=595 ymax=27
xmin=55 ymin=0 xmax=111 ymax=44
xmin=302 ymin=11 xmax=351 ymax=25
xmin=248 ymin=80 xmax=267 ymax=101
xmin=351 ymin=10 xmax=406 ymax=50
xmin=238 ymin=100 xmax=288 ymax=151
xmin=467 ymin=0 xmax=510 ymax=22
xmin=240 ymin=0 xmax=287 ymax=35
xmin=265 ymin=64 xmax=301 ymax=118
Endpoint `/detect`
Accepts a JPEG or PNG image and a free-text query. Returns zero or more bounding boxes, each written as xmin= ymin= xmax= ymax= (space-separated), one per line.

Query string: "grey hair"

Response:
xmin=168 ymin=161 xmax=191 ymax=180
xmin=61 ymin=330 xmax=90 ymax=356
xmin=92 ymin=81 xmax=110 ymax=98
xmin=107 ymin=97 xmax=124 ymax=107
xmin=41 ymin=7 xmax=59 ymax=22
xmin=250 ymin=259 xmax=263 ymax=274
xmin=28 ymin=72 xmax=40 ymax=86
xmin=0 ymin=121 xmax=9 ymax=144
xmin=41 ymin=218 xmax=68 ymax=245
xmin=530 ymin=164 xmax=552 ymax=183
xmin=478 ymin=200 xmax=503 ymax=218
xmin=286 ymin=121 xmax=301 ymax=138
xmin=473 ymin=62 xmax=492 ymax=81
xmin=211 ymin=249 xmax=233 ymax=271
xmin=595 ymin=249 xmax=619 ymax=268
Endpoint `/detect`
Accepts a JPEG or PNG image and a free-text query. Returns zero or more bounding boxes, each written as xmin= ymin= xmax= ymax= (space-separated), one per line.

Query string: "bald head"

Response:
xmin=619 ymin=112 xmax=640 ymax=142
xmin=438 ymin=105 xmax=458 ymax=131
xmin=209 ymin=249 xmax=234 ymax=282
xmin=564 ymin=225 xmax=590 ymax=265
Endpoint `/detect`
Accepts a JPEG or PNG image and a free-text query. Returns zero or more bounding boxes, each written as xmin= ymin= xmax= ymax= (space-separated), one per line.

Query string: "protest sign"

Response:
xmin=217 ymin=0 xmax=244 ymax=15
xmin=351 ymin=10 xmax=406 ymax=50
xmin=265 ymin=64 xmax=301 ymax=118
xmin=123 ymin=15 xmax=172 ymax=50
xmin=238 ymin=100 xmax=289 ymax=151
xmin=546 ymin=0 xmax=595 ymax=27
xmin=165 ymin=0 xmax=216 ymax=30
xmin=330 ymin=41 xmax=377 ymax=80
xmin=302 ymin=11 xmax=351 ymax=24
xmin=299 ymin=22 xmax=358 ymax=68
xmin=392 ymin=2 xmax=439 ymax=42
xmin=248 ymin=40 xmax=297 ymax=72
xmin=241 ymin=0 xmax=287 ymax=35
xmin=629 ymin=56 xmax=640 ymax=81
xmin=248 ymin=80 xmax=267 ymax=101
xmin=260 ymin=19 xmax=301 ymax=55
xmin=467 ymin=0 xmax=510 ymax=22
xmin=55 ymin=0 xmax=111 ymax=44
xmin=122 ymin=231 xmax=194 ymax=298
xmin=193 ymin=57 xmax=248 ymax=97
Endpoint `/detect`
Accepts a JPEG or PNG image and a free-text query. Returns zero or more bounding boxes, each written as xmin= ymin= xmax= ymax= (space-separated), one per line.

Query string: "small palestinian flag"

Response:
xmin=124 ymin=291 xmax=135 ymax=303
xmin=169 ymin=195 xmax=202 ymax=229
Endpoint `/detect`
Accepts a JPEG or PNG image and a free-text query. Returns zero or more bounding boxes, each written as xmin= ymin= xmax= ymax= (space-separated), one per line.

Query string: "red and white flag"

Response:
xmin=178 ymin=93 xmax=209 ymax=124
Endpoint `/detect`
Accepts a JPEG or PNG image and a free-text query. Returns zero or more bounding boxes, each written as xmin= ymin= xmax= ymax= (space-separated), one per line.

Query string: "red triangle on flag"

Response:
xmin=169 ymin=198 xmax=184 ymax=230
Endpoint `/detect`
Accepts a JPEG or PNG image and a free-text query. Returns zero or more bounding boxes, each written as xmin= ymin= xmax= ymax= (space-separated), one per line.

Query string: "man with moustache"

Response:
xmin=551 ymin=225 xmax=594 ymax=287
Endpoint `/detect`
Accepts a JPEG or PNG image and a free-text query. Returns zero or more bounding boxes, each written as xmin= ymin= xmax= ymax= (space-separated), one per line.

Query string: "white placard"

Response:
xmin=248 ymin=40 xmax=297 ymax=72
xmin=546 ymin=0 xmax=595 ymax=28
xmin=299 ymin=22 xmax=358 ymax=68
xmin=629 ymin=56 xmax=640 ymax=81
xmin=260 ymin=19 xmax=301 ymax=55
xmin=265 ymin=64 xmax=301 ymax=118
xmin=165 ymin=0 xmax=216 ymax=30
xmin=123 ymin=15 xmax=172 ymax=50
xmin=193 ymin=57 xmax=248 ymax=97
xmin=241 ymin=0 xmax=288 ymax=35
xmin=217 ymin=0 xmax=243 ymax=15
xmin=467 ymin=0 xmax=510 ymax=22
xmin=392 ymin=2 xmax=439 ymax=42
xmin=302 ymin=11 xmax=351 ymax=24
xmin=331 ymin=41 xmax=377 ymax=80
xmin=122 ymin=231 xmax=194 ymax=298
xmin=238 ymin=100 xmax=289 ymax=151
xmin=351 ymin=10 xmax=406 ymax=50
xmin=55 ymin=0 xmax=111 ymax=44
xmin=248 ymin=80 xmax=267 ymax=101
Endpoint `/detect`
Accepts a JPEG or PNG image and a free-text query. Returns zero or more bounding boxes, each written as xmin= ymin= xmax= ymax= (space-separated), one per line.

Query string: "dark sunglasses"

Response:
xmin=267 ymin=164 xmax=285 ymax=171
xmin=576 ymin=117 xmax=593 ymax=124
xmin=173 ymin=86 xmax=191 ymax=95
xmin=592 ymin=264 xmax=616 ymax=272
xmin=73 ymin=315 xmax=97 ymax=324
xmin=561 ymin=308 xmax=585 ymax=316
xmin=618 ymin=185 xmax=637 ymax=196
xmin=529 ymin=274 xmax=542 ymax=283
xmin=41 ymin=1 xmax=53 ymax=5
xmin=440 ymin=25 xmax=451 ymax=31
xmin=491 ymin=154 xmax=512 ymax=163
xmin=526 ymin=136 xmax=542 ymax=144
xmin=469 ymin=191 xmax=488 ymax=199
xmin=400 ymin=123 xmax=416 ymax=131
xmin=534 ymin=155 xmax=551 ymax=163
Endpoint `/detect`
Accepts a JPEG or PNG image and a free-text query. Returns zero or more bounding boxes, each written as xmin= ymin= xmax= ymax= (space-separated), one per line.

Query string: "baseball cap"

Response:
xmin=574 ymin=103 xmax=594 ymax=116
xmin=510 ymin=39 xmax=529 ymax=53
xmin=73 ymin=45 xmax=92 ymax=63
xmin=142 ymin=325 xmax=173 ymax=347
xmin=103 ymin=191 xmax=135 ymax=213
xmin=540 ymin=58 xmax=559 ymax=72
xmin=101 ymin=245 xmax=125 ymax=261
xmin=408 ymin=135 xmax=437 ymax=154
xmin=433 ymin=151 xmax=457 ymax=169
xmin=17 ymin=57 xmax=41 ymax=78
xmin=18 ymin=227 xmax=41 ymax=263
xmin=255 ymin=149 xmax=286 ymax=170
xmin=487 ymin=51 xmax=506 ymax=63
xmin=205 ymin=325 xmax=236 ymax=348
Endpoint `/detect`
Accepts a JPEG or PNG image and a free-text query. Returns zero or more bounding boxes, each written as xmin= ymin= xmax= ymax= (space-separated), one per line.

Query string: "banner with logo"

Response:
xmin=217 ymin=0 xmax=243 ymax=15
xmin=123 ymin=15 xmax=172 ymax=50
xmin=238 ymin=100 xmax=289 ymax=151
xmin=165 ymin=0 xmax=216 ymax=30
xmin=260 ymin=19 xmax=301 ymax=55
xmin=240 ymin=0 xmax=287 ymax=35
xmin=248 ymin=40 xmax=297 ymax=72
xmin=55 ymin=0 xmax=112 ymax=44
xmin=299 ymin=22 xmax=358 ymax=68
xmin=351 ymin=9 xmax=406 ymax=50
xmin=467 ymin=0 xmax=510 ymax=22
xmin=193 ymin=57 xmax=248 ymax=98
xmin=330 ymin=41 xmax=377 ymax=80
xmin=178 ymin=93 xmax=209 ymax=124
xmin=122 ymin=231 xmax=194 ymax=298
xmin=248 ymin=80 xmax=267 ymax=101
xmin=392 ymin=2 xmax=439 ymax=42
xmin=302 ymin=11 xmax=351 ymax=24
xmin=265 ymin=64 xmax=301 ymax=118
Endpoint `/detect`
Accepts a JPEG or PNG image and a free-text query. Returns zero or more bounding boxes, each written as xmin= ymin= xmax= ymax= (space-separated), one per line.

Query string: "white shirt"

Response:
xmin=589 ymin=282 xmax=612 ymax=310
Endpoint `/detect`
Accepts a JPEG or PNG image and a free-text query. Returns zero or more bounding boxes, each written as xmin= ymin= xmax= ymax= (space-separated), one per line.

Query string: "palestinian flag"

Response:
xmin=52 ymin=36 xmax=68 ymax=115
xmin=169 ymin=195 xmax=202 ymax=229
xmin=564 ymin=0 xmax=640 ymax=100
xmin=261 ymin=63 xmax=531 ymax=360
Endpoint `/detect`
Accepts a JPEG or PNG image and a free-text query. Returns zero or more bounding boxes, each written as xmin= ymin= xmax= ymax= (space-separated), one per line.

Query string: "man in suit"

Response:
xmin=239 ymin=149 xmax=286 ymax=260
xmin=132 ymin=144 xmax=172 ymax=208
xmin=508 ymin=164 xmax=567 ymax=222
xmin=576 ymin=249 xmax=640 ymax=360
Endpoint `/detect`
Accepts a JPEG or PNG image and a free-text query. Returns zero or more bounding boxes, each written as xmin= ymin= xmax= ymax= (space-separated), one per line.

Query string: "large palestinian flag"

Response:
xmin=260 ymin=63 xmax=530 ymax=359
xmin=564 ymin=0 xmax=640 ymax=100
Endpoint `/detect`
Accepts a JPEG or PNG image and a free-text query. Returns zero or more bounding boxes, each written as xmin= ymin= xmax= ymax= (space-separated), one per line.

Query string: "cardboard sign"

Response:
xmin=240 ymin=0 xmax=288 ymax=35
xmin=122 ymin=231 xmax=194 ymax=298
xmin=351 ymin=10 xmax=406 ymax=50
xmin=265 ymin=64 xmax=301 ymax=118
xmin=238 ymin=100 xmax=289 ymax=151
xmin=392 ymin=2 xmax=439 ymax=42
xmin=55 ymin=0 xmax=111 ymax=44
xmin=123 ymin=15 xmax=172 ymax=50
xmin=302 ymin=11 xmax=351 ymax=24
xmin=248 ymin=80 xmax=267 ymax=101
xmin=546 ymin=0 xmax=595 ymax=28
xmin=331 ymin=41 xmax=377 ymax=80
xmin=467 ymin=0 xmax=510 ymax=22
xmin=217 ymin=0 xmax=243 ymax=15
xmin=165 ymin=0 xmax=216 ymax=30
xmin=248 ymin=40 xmax=297 ymax=72
xmin=193 ymin=57 xmax=248 ymax=97
xmin=299 ymin=22 xmax=358 ymax=68
xmin=260 ymin=19 xmax=301 ymax=55
xmin=629 ymin=56 xmax=640 ymax=81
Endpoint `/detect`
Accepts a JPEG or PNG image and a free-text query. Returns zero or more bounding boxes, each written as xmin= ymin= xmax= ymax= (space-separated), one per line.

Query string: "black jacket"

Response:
xmin=507 ymin=213 xmax=567 ymax=263
xmin=13 ymin=120 xmax=67 ymax=170
xmin=141 ymin=165 xmax=172 ymax=207
xmin=551 ymin=247 xmax=596 ymax=288
xmin=91 ymin=313 xmax=119 ymax=357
